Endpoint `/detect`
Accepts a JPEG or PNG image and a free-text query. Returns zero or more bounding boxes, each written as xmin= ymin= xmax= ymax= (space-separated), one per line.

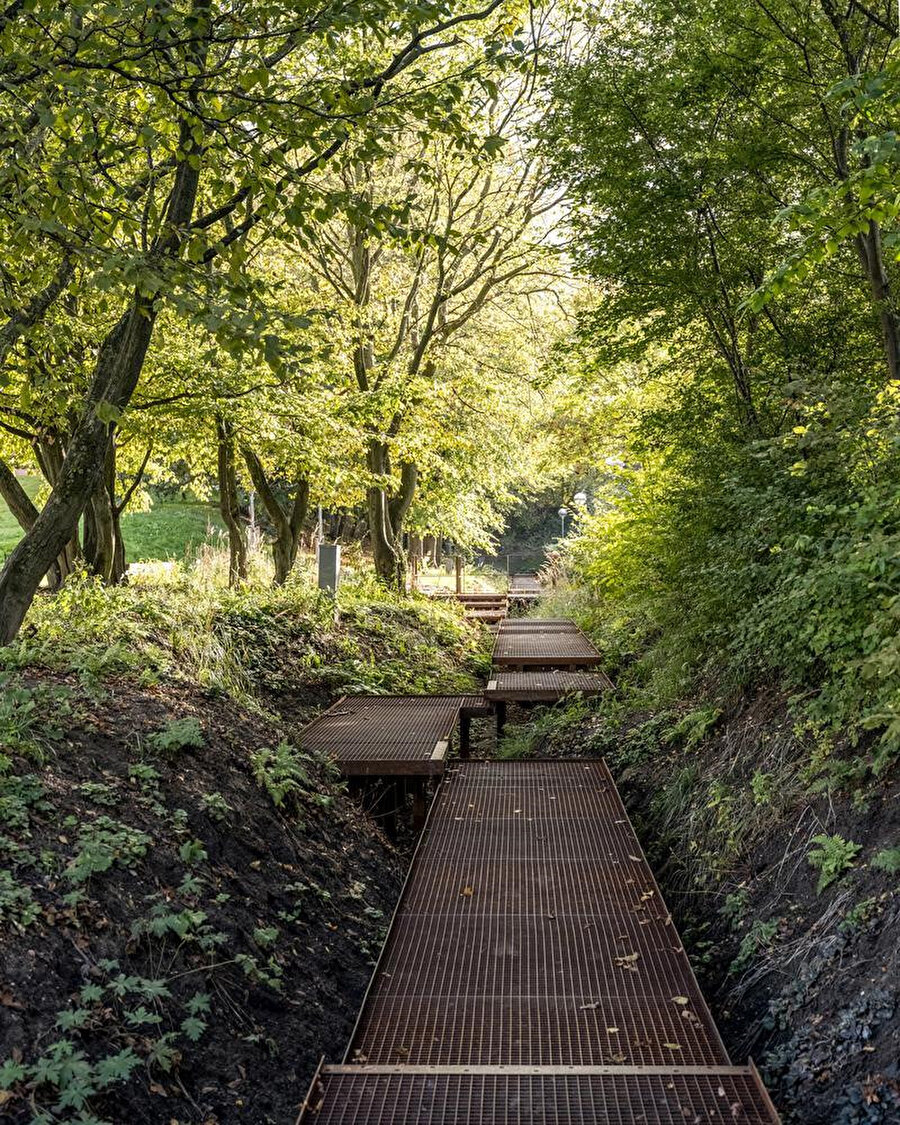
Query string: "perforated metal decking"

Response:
xmin=298 ymin=761 xmax=781 ymax=1123
xmin=298 ymin=695 xmax=487 ymax=776
xmin=486 ymin=671 xmax=613 ymax=703
xmin=492 ymin=622 xmax=603 ymax=669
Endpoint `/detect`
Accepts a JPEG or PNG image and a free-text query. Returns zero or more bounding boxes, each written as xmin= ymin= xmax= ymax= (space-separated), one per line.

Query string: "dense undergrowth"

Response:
xmin=0 ymin=562 xmax=488 ymax=1124
xmin=500 ymin=582 xmax=900 ymax=1124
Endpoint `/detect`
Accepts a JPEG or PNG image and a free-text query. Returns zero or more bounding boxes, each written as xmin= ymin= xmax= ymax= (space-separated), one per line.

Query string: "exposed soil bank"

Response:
xmin=504 ymin=688 xmax=900 ymax=1125
xmin=1 ymin=676 xmax=403 ymax=1124
xmin=1 ymin=592 xmax=487 ymax=1124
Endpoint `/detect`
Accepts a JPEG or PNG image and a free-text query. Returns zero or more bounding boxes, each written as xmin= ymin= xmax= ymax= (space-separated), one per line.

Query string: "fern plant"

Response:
xmin=807 ymin=833 xmax=861 ymax=893
xmin=871 ymin=847 xmax=900 ymax=874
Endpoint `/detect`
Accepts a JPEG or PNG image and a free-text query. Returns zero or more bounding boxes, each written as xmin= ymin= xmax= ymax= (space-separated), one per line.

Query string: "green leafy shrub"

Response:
xmin=64 ymin=817 xmax=152 ymax=884
xmin=871 ymin=847 xmax=900 ymax=874
xmin=730 ymin=917 xmax=779 ymax=973
xmin=664 ymin=706 xmax=721 ymax=751
xmin=147 ymin=716 xmax=204 ymax=754
xmin=0 ymin=869 xmax=41 ymax=931
xmin=0 ymin=679 xmax=69 ymax=767
xmin=807 ymin=833 xmax=862 ymax=893
xmin=252 ymin=742 xmax=314 ymax=808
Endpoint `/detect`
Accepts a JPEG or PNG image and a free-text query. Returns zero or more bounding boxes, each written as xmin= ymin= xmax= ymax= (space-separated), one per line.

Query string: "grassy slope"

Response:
xmin=0 ymin=477 xmax=225 ymax=564
xmin=0 ymin=574 xmax=489 ymax=1124
xmin=121 ymin=502 xmax=226 ymax=562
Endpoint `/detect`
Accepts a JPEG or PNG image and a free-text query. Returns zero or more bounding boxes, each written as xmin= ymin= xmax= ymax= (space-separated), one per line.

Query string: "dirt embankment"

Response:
xmin=1 ymin=596 xmax=488 ymax=1124
xmin=1 ymin=674 xmax=403 ymax=1124
xmin=513 ymin=688 xmax=900 ymax=1124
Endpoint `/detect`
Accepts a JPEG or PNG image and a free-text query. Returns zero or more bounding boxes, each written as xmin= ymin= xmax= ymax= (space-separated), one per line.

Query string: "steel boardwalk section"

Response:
xmin=349 ymin=762 xmax=728 ymax=1068
xmin=306 ymin=1068 xmax=779 ymax=1124
xmin=299 ymin=761 xmax=781 ymax=1123
xmin=492 ymin=629 xmax=602 ymax=669
xmin=485 ymin=671 xmax=612 ymax=701
xmin=298 ymin=695 xmax=484 ymax=776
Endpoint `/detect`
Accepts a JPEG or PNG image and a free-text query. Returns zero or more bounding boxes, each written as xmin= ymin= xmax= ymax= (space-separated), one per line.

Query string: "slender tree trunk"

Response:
xmin=241 ymin=446 xmax=309 ymax=585
xmin=31 ymin=436 xmax=79 ymax=575
xmin=217 ymin=417 xmax=247 ymax=586
xmin=0 ymin=459 xmax=68 ymax=592
xmin=85 ymin=446 xmax=118 ymax=583
xmin=367 ymin=438 xmax=402 ymax=585
xmin=105 ymin=437 xmax=128 ymax=584
xmin=854 ymin=221 xmax=900 ymax=383
xmin=0 ymin=299 xmax=158 ymax=642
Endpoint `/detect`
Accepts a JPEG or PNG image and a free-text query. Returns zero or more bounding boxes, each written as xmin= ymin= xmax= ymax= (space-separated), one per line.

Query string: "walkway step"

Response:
xmin=298 ymin=695 xmax=484 ymax=777
xmin=492 ymin=622 xmax=602 ymax=669
xmin=304 ymin=1065 xmax=779 ymax=1123
xmin=486 ymin=671 xmax=612 ymax=702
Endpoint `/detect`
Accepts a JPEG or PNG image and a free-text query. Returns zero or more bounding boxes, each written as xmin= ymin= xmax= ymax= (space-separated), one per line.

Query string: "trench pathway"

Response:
xmin=296 ymin=598 xmax=781 ymax=1123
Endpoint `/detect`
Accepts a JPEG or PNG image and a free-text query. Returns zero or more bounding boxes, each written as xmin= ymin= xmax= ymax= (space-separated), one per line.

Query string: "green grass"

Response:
xmin=0 ymin=476 xmax=225 ymax=564
xmin=121 ymin=502 xmax=225 ymax=562
xmin=0 ymin=474 xmax=40 ymax=559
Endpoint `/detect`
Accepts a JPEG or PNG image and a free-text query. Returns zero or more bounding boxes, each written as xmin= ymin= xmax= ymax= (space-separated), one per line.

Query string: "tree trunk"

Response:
xmin=0 ymin=459 xmax=69 ymax=592
xmin=32 ymin=435 xmax=80 ymax=583
xmin=241 ymin=446 xmax=309 ymax=586
xmin=85 ymin=455 xmax=118 ymax=584
xmin=367 ymin=438 xmax=404 ymax=586
xmin=217 ymin=417 xmax=247 ymax=586
xmin=855 ymin=221 xmax=900 ymax=383
xmin=0 ymin=298 xmax=158 ymax=642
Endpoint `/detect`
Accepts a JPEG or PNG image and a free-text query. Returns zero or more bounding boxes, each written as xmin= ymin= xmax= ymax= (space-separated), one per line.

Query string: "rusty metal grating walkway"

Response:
xmin=299 ymin=761 xmax=781 ymax=1123
xmin=486 ymin=671 xmax=612 ymax=703
xmin=493 ymin=621 xmax=603 ymax=670
xmin=298 ymin=695 xmax=487 ymax=776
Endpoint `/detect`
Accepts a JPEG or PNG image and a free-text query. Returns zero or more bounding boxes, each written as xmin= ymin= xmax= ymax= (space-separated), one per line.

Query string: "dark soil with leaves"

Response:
xmin=0 ymin=583 xmax=488 ymax=1124
xmin=0 ymin=674 xmax=403 ymax=1124
xmin=500 ymin=688 xmax=900 ymax=1125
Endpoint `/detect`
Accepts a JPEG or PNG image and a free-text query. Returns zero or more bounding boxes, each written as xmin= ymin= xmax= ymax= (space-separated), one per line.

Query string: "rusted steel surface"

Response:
xmin=298 ymin=761 xmax=781 ymax=1123
xmin=350 ymin=761 xmax=727 ymax=1068
xmin=298 ymin=695 xmax=484 ymax=776
xmin=497 ymin=619 xmax=579 ymax=633
xmin=305 ymin=1069 xmax=779 ymax=1124
xmin=486 ymin=671 xmax=612 ymax=702
xmin=492 ymin=627 xmax=602 ymax=669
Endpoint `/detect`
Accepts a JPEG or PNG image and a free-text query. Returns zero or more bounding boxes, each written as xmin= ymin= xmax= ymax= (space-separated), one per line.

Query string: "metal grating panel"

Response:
xmin=497 ymin=620 xmax=579 ymax=632
xmin=486 ymin=671 xmax=612 ymax=701
xmin=298 ymin=696 xmax=484 ymax=776
xmin=348 ymin=762 xmax=729 ymax=1069
xmin=306 ymin=1069 xmax=780 ymax=1123
xmin=492 ymin=629 xmax=602 ymax=669
xmin=299 ymin=760 xmax=781 ymax=1123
